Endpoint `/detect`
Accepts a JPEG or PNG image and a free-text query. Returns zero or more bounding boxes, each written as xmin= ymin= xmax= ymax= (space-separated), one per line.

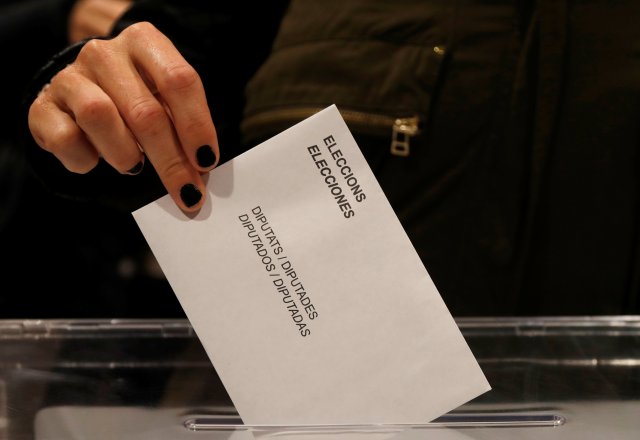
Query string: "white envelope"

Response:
xmin=133 ymin=105 xmax=490 ymax=425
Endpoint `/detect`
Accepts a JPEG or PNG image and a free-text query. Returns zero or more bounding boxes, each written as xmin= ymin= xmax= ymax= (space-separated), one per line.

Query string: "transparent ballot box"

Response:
xmin=0 ymin=317 xmax=638 ymax=439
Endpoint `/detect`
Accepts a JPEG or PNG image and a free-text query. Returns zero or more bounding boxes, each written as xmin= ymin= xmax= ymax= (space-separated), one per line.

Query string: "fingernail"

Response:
xmin=196 ymin=145 xmax=217 ymax=168
xmin=126 ymin=160 xmax=144 ymax=175
xmin=180 ymin=183 xmax=202 ymax=208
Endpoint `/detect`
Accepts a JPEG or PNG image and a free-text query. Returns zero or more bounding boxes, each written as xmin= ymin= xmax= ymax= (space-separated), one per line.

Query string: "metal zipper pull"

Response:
xmin=391 ymin=117 xmax=420 ymax=157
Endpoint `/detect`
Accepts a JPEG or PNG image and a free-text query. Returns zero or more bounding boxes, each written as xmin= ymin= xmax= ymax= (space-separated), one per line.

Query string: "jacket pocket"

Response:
xmin=241 ymin=41 xmax=448 ymax=161
xmin=242 ymin=106 xmax=421 ymax=157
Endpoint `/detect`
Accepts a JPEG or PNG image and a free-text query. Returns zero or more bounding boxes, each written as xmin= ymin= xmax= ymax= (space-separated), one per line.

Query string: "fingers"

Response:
xmin=75 ymin=37 xmax=206 ymax=211
xmin=122 ymin=22 xmax=220 ymax=171
xmin=28 ymin=92 xmax=99 ymax=174
xmin=48 ymin=67 xmax=144 ymax=175
xmin=28 ymin=22 xmax=215 ymax=212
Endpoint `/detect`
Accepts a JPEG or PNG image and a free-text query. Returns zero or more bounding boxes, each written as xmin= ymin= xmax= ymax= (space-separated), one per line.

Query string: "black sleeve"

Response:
xmin=1 ymin=0 xmax=76 ymax=144
xmin=22 ymin=0 xmax=289 ymax=211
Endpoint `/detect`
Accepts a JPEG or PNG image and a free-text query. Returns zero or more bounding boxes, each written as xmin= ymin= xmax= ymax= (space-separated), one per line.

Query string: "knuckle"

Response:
xmin=122 ymin=21 xmax=157 ymax=39
xmin=126 ymin=96 xmax=166 ymax=128
xmin=49 ymin=66 xmax=74 ymax=88
xmin=75 ymin=98 xmax=115 ymax=127
xmin=158 ymin=63 xmax=200 ymax=92
xmin=47 ymin=125 xmax=83 ymax=154
xmin=49 ymin=66 xmax=86 ymax=94
xmin=77 ymin=38 xmax=108 ymax=63
xmin=28 ymin=95 xmax=47 ymax=119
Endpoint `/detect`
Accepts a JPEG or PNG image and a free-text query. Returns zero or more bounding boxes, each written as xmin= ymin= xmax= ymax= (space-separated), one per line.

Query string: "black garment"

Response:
xmin=1 ymin=0 xmax=186 ymax=318
xmin=1 ymin=0 xmax=74 ymax=227
xmin=0 ymin=0 xmax=147 ymax=318
xmin=22 ymin=0 xmax=640 ymax=316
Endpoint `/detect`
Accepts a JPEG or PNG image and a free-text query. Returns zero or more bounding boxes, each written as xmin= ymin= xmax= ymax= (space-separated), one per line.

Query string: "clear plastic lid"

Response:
xmin=1 ymin=317 xmax=638 ymax=439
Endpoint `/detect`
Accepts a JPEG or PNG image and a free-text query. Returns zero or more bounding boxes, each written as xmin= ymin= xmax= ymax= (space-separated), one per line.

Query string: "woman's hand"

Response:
xmin=28 ymin=22 xmax=219 ymax=212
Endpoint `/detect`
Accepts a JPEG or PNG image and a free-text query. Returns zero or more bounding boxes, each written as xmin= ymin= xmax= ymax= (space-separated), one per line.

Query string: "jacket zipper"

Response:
xmin=242 ymin=107 xmax=420 ymax=157
xmin=390 ymin=115 xmax=420 ymax=157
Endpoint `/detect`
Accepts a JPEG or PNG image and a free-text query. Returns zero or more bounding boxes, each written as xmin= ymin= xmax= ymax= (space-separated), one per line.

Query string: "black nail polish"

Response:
xmin=196 ymin=145 xmax=217 ymax=168
xmin=180 ymin=183 xmax=202 ymax=208
xmin=127 ymin=161 xmax=144 ymax=175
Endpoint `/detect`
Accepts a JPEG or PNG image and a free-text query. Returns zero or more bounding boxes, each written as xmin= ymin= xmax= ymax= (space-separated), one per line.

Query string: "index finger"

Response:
xmin=122 ymin=22 xmax=219 ymax=172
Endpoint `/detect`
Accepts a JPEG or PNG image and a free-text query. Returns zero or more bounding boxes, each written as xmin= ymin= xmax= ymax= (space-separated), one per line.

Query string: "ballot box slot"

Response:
xmin=183 ymin=412 xmax=565 ymax=431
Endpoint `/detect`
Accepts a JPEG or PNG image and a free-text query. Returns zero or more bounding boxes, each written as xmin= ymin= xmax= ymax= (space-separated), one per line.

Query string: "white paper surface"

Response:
xmin=133 ymin=105 xmax=490 ymax=425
